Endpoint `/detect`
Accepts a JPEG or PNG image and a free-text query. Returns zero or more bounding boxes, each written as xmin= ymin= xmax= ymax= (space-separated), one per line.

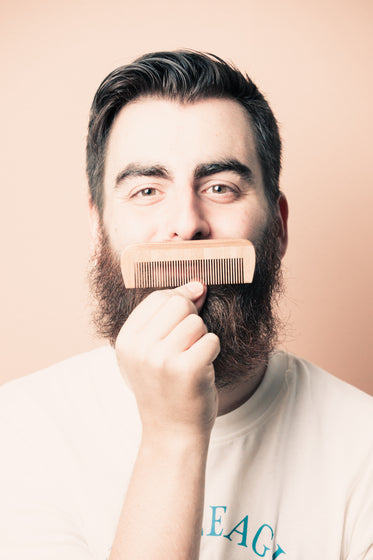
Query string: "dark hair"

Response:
xmin=86 ymin=50 xmax=282 ymax=216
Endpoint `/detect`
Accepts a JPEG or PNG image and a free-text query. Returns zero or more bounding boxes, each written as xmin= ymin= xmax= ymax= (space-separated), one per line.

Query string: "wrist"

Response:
xmin=140 ymin=428 xmax=212 ymax=459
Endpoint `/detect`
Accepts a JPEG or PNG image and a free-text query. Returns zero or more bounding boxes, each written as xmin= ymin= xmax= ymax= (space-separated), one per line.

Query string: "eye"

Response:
xmin=134 ymin=187 xmax=158 ymax=197
xmin=209 ymin=184 xmax=231 ymax=194
xmin=204 ymin=183 xmax=239 ymax=201
xmin=128 ymin=185 xmax=164 ymax=205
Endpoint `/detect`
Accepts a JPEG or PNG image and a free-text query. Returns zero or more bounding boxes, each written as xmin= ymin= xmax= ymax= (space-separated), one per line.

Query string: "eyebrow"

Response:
xmin=115 ymin=164 xmax=170 ymax=187
xmin=194 ymin=159 xmax=254 ymax=183
xmin=114 ymin=158 xmax=254 ymax=187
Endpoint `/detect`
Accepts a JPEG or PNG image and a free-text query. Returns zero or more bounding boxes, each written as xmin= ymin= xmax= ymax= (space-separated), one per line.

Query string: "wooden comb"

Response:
xmin=120 ymin=239 xmax=255 ymax=288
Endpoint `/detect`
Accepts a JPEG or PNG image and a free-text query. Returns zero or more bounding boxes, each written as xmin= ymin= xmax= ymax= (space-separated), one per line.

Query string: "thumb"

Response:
xmin=175 ymin=281 xmax=207 ymax=313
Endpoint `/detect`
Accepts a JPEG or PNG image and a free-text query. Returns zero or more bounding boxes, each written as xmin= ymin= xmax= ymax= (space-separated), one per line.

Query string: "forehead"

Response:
xmin=104 ymin=96 xmax=261 ymax=180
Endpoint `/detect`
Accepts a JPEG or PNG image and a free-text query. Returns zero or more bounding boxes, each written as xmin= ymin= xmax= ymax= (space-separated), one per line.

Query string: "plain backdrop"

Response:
xmin=1 ymin=0 xmax=372 ymax=393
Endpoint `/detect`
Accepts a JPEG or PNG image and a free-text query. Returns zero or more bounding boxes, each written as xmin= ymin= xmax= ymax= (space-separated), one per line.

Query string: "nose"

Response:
xmin=167 ymin=194 xmax=210 ymax=240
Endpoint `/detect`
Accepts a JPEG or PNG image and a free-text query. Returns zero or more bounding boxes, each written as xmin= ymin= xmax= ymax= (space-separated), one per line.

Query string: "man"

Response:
xmin=1 ymin=50 xmax=372 ymax=559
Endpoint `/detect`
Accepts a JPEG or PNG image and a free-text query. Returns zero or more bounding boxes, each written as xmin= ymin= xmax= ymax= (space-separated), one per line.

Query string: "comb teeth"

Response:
xmin=135 ymin=257 xmax=245 ymax=288
xmin=121 ymin=239 xmax=256 ymax=289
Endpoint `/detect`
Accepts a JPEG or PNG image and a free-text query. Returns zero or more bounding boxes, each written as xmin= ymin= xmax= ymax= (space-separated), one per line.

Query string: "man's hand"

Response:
xmin=115 ymin=281 xmax=220 ymax=440
xmin=111 ymin=281 xmax=220 ymax=559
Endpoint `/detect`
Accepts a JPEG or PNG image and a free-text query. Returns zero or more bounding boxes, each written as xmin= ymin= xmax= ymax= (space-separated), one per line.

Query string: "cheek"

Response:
xmin=214 ymin=208 xmax=268 ymax=243
xmin=106 ymin=210 xmax=159 ymax=253
xmin=240 ymin=215 xmax=268 ymax=242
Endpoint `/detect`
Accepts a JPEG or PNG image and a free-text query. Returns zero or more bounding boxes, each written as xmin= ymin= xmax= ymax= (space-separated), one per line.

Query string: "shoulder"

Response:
xmin=0 ymin=346 xmax=119 ymax=403
xmin=273 ymin=351 xmax=373 ymax=456
xmin=0 ymin=346 xmax=140 ymax=480
xmin=0 ymin=348 xmax=140 ymax=554
xmin=1 ymin=345 xmax=116 ymax=389
xmin=271 ymin=353 xmax=373 ymax=555
xmin=281 ymin=352 xmax=373 ymax=414
xmin=0 ymin=346 xmax=136 ymax=439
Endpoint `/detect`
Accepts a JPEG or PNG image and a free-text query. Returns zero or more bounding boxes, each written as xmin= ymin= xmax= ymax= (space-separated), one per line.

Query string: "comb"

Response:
xmin=120 ymin=239 xmax=255 ymax=288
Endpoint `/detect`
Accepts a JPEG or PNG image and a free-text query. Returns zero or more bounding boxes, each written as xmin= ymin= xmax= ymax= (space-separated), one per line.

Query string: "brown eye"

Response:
xmin=203 ymin=183 xmax=239 ymax=203
xmin=211 ymin=184 xmax=229 ymax=193
xmin=139 ymin=187 xmax=157 ymax=196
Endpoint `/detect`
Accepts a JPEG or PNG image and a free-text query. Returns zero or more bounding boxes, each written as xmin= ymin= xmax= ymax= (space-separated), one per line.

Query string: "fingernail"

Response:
xmin=185 ymin=281 xmax=204 ymax=295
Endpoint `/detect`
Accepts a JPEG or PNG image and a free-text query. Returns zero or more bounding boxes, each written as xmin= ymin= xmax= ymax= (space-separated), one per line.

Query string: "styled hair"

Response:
xmin=86 ymin=50 xmax=282 ymax=216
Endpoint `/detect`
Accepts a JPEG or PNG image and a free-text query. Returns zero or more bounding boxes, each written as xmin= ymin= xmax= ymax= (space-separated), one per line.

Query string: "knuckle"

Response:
xmin=188 ymin=313 xmax=207 ymax=333
xmin=170 ymin=294 xmax=195 ymax=315
xmin=208 ymin=331 xmax=220 ymax=345
xmin=206 ymin=332 xmax=221 ymax=354
xmin=146 ymin=290 xmax=168 ymax=304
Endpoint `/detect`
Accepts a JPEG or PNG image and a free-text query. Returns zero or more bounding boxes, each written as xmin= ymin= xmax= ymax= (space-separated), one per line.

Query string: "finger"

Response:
xmin=162 ymin=313 xmax=208 ymax=353
xmin=174 ymin=281 xmax=207 ymax=313
xmin=179 ymin=332 xmax=221 ymax=372
xmin=144 ymin=281 xmax=207 ymax=339
xmin=124 ymin=281 xmax=206 ymax=333
xmin=145 ymin=291 xmax=201 ymax=340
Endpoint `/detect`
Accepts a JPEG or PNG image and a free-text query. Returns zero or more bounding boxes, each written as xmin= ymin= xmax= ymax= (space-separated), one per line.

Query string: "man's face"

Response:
xmin=101 ymin=97 xmax=272 ymax=252
xmin=90 ymin=96 xmax=288 ymax=389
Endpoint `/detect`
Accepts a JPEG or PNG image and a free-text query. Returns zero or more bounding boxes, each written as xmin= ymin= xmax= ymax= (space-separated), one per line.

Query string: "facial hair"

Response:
xmin=89 ymin=218 xmax=283 ymax=389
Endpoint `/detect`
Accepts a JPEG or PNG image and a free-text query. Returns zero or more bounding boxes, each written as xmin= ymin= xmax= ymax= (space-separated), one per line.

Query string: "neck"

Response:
xmin=217 ymin=361 xmax=267 ymax=416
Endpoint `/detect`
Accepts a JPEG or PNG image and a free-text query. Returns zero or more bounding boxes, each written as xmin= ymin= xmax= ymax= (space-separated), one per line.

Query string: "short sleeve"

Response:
xmin=0 ymin=388 xmax=96 ymax=560
xmin=343 ymin=446 xmax=373 ymax=559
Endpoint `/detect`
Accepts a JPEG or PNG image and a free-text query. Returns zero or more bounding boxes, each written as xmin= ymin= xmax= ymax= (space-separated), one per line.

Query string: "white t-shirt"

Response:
xmin=1 ymin=347 xmax=372 ymax=559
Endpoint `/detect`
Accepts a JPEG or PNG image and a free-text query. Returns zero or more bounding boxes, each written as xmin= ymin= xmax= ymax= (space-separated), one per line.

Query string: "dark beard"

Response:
xmin=89 ymin=220 xmax=283 ymax=389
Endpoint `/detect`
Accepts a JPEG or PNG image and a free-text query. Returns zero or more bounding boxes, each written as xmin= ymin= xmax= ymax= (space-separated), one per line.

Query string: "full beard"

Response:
xmin=89 ymin=218 xmax=283 ymax=390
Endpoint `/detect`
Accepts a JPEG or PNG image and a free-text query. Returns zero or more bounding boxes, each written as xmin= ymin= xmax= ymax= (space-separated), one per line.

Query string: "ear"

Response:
xmin=276 ymin=192 xmax=289 ymax=259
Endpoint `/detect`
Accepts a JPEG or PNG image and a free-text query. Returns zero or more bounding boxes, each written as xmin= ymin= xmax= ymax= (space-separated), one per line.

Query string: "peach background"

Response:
xmin=1 ymin=0 xmax=372 ymax=393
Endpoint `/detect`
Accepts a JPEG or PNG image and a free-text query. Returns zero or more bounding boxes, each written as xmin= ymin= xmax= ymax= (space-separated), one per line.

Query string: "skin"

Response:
xmin=89 ymin=96 xmax=288 ymax=558
xmin=101 ymin=97 xmax=277 ymax=249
